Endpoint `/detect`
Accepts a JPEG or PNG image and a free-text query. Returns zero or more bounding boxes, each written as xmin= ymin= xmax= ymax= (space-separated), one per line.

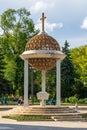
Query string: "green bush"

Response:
xmin=78 ymin=98 xmax=87 ymax=104
xmin=68 ymin=96 xmax=78 ymax=103
xmin=65 ymin=98 xmax=69 ymax=103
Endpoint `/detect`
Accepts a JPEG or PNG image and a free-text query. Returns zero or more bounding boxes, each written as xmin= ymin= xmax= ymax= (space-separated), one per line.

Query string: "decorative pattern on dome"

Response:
xmin=25 ymin=33 xmax=60 ymax=51
xmin=29 ymin=58 xmax=56 ymax=70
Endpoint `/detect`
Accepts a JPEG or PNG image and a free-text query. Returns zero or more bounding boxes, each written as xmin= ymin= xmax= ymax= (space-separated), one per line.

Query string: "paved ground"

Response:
xmin=0 ymin=105 xmax=87 ymax=129
xmin=0 ymin=116 xmax=87 ymax=129
xmin=0 ymin=124 xmax=87 ymax=130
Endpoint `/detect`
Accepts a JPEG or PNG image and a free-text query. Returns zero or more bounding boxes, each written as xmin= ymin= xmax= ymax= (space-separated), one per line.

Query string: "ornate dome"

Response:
xmin=25 ymin=33 xmax=60 ymax=70
xmin=20 ymin=13 xmax=66 ymax=71
xmin=25 ymin=33 xmax=60 ymax=51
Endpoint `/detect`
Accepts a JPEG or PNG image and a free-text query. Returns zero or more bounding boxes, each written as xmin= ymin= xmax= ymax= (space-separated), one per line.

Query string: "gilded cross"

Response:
xmin=40 ymin=12 xmax=46 ymax=32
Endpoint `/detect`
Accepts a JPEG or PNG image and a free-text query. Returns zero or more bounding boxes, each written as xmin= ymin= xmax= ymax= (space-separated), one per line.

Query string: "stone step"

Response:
xmin=8 ymin=110 xmax=76 ymax=115
xmin=1 ymin=106 xmax=86 ymax=121
xmin=5 ymin=106 xmax=65 ymax=111
xmin=5 ymin=112 xmax=86 ymax=122
xmin=23 ymin=108 xmax=75 ymax=111
xmin=53 ymin=118 xmax=85 ymax=121
xmin=51 ymin=114 xmax=85 ymax=121
xmin=2 ymin=106 xmax=76 ymax=115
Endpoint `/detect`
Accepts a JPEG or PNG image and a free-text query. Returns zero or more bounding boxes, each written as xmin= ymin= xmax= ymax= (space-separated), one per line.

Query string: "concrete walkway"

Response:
xmin=0 ymin=117 xmax=87 ymax=128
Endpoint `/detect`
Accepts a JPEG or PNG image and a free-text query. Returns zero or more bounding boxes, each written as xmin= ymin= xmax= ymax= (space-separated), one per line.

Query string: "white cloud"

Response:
xmin=35 ymin=20 xmax=63 ymax=32
xmin=81 ymin=16 xmax=87 ymax=29
xmin=30 ymin=1 xmax=54 ymax=14
xmin=35 ymin=20 xmax=63 ymax=33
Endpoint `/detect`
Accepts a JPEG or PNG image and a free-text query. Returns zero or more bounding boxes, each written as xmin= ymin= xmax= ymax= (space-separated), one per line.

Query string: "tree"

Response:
xmin=72 ymin=79 xmax=85 ymax=99
xmin=71 ymin=45 xmax=87 ymax=87
xmin=46 ymin=67 xmax=56 ymax=99
xmin=70 ymin=45 xmax=87 ymax=98
xmin=0 ymin=47 xmax=10 ymax=96
xmin=61 ymin=40 xmax=75 ymax=98
xmin=0 ymin=8 xmax=39 ymax=95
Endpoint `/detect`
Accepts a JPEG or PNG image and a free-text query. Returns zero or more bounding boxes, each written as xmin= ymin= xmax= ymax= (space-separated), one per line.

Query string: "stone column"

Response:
xmin=40 ymin=70 xmax=46 ymax=106
xmin=42 ymin=70 xmax=46 ymax=92
xmin=56 ymin=59 xmax=61 ymax=106
xmin=24 ymin=59 xmax=29 ymax=106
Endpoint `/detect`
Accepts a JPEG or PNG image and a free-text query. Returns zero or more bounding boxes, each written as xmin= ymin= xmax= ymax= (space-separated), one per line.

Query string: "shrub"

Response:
xmin=68 ymin=96 xmax=78 ymax=104
xmin=78 ymin=98 xmax=87 ymax=104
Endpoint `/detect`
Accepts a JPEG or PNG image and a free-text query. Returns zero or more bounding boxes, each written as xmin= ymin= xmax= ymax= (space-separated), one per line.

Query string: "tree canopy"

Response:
xmin=0 ymin=46 xmax=10 ymax=96
xmin=0 ymin=8 xmax=39 ymax=96
xmin=61 ymin=40 xmax=75 ymax=98
xmin=70 ymin=45 xmax=87 ymax=86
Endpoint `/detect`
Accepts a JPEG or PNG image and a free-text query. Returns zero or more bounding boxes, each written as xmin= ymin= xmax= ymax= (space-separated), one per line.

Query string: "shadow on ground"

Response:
xmin=0 ymin=124 xmax=87 ymax=130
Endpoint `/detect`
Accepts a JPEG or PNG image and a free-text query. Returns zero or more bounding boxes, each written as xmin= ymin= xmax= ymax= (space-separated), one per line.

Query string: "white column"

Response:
xmin=42 ymin=70 xmax=46 ymax=92
xmin=56 ymin=59 xmax=61 ymax=106
xmin=41 ymin=70 xmax=46 ymax=106
xmin=24 ymin=59 xmax=28 ymax=106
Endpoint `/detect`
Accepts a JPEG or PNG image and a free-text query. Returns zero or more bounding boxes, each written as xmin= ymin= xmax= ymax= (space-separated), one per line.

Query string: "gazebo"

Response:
xmin=20 ymin=13 xmax=66 ymax=106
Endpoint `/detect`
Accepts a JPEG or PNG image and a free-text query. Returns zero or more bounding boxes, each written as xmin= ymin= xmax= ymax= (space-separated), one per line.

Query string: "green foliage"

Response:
xmin=70 ymin=45 xmax=87 ymax=99
xmin=0 ymin=47 xmax=5 ymax=76
xmin=78 ymin=98 xmax=87 ymax=104
xmin=68 ymin=96 xmax=78 ymax=104
xmin=66 ymin=97 xmax=87 ymax=104
xmin=70 ymin=45 xmax=87 ymax=87
xmin=0 ymin=47 xmax=11 ymax=96
xmin=33 ymin=70 xmax=42 ymax=92
xmin=82 ymin=114 xmax=87 ymax=119
xmin=0 ymin=8 xmax=39 ymax=95
xmin=46 ymin=67 xmax=56 ymax=99
xmin=61 ymin=40 xmax=75 ymax=98
xmin=3 ymin=115 xmax=51 ymax=121
xmin=72 ymin=79 xmax=85 ymax=98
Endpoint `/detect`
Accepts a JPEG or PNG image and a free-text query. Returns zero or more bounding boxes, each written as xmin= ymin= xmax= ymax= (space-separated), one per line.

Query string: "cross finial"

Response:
xmin=40 ymin=12 xmax=46 ymax=32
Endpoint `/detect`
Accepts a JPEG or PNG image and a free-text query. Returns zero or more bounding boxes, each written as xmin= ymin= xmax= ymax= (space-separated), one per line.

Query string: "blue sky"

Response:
xmin=0 ymin=0 xmax=87 ymax=48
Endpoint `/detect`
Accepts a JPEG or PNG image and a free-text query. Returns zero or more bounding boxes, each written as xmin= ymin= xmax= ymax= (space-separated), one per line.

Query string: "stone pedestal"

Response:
xmin=37 ymin=91 xmax=49 ymax=106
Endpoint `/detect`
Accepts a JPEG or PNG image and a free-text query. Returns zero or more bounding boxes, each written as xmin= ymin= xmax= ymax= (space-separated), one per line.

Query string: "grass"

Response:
xmin=4 ymin=114 xmax=87 ymax=121
xmin=3 ymin=115 xmax=51 ymax=121
xmin=7 ymin=101 xmax=18 ymax=105
xmin=82 ymin=114 xmax=87 ymax=118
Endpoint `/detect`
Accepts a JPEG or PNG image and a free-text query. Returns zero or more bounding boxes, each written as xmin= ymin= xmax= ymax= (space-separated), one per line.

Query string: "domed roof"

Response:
xmin=25 ymin=33 xmax=61 ymax=70
xmin=20 ymin=13 xmax=66 ymax=71
xmin=25 ymin=33 xmax=60 ymax=51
